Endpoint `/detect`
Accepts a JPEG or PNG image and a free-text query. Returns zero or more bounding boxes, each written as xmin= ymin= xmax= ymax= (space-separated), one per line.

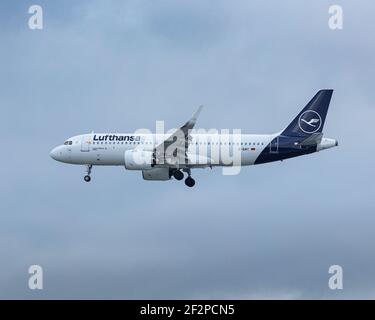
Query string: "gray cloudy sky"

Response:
xmin=1 ymin=0 xmax=374 ymax=299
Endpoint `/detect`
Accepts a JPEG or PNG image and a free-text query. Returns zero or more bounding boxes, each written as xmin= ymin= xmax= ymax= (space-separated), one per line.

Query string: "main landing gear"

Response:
xmin=185 ymin=176 xmax=195 ymax=188
xmin=172 ymin=169 xmax=196 ymax=187
xmin=84 ymin=165 xmax=92 ymax=182
xmin=183 ymin=168 xmax=195 ymax=188
xmin=173 ymin=170 xmax=184 ymax=181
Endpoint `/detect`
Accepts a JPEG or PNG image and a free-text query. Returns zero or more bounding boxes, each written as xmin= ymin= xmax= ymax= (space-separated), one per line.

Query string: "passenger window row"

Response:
xmin=92 ymin=141 xmax=264 ymax=146
xmin=192 ymin=142 xmax=263 ymax=146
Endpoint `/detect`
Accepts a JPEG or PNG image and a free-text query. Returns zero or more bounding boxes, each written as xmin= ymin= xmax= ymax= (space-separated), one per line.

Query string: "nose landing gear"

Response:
xmin=84 ymin=165 xmax=92 ymax=182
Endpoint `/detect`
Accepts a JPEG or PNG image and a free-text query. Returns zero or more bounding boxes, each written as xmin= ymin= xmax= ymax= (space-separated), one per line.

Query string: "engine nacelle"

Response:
xmin=142 ymin=168 xmax=171 ymax=181
xmin=124 ymin=150 xmax=153 ymax=170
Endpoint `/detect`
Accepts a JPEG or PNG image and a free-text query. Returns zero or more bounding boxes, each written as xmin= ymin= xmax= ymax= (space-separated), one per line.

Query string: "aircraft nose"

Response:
xmin=50 ymin=147 xmax=61 ymax=160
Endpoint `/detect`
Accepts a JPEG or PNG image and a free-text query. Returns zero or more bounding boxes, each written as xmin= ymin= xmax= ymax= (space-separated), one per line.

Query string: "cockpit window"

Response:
xmin=64 ymin=141 xmax=73 ymax=145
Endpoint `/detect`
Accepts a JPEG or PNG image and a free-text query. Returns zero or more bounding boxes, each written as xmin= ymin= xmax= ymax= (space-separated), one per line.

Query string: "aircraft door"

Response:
xmin=81 ymin=135 xmax=91 ymax=152
xmin=269 ymin=136 xmax=279 ymax=153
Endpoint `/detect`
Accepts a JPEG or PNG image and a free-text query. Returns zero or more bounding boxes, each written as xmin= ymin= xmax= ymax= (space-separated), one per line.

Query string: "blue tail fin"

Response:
xmin=282 ymin=89 xmax=333 ymax=137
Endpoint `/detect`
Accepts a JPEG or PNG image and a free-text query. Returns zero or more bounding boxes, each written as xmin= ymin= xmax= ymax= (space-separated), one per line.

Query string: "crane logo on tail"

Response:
xmin=298 ymin=110 xmax=322 ymax=134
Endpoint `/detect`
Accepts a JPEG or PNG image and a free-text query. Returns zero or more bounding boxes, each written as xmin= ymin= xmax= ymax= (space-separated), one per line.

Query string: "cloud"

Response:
xmin=1 ymin=0 xmax=375 ymax=299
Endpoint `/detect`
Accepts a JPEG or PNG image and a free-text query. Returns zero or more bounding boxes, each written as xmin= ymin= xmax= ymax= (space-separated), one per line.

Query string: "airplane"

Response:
xmin=50 ymin=89 xmax=338 ymax=187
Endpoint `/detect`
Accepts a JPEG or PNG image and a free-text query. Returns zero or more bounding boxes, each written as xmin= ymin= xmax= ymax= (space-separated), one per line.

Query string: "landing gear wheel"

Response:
xmin=173 ymin=170 xmax=184 ymax=181
xmin=185 ymin=177 xmax=195 ymax=188
xmin=84 ymin=165 xmax=93 ymax=182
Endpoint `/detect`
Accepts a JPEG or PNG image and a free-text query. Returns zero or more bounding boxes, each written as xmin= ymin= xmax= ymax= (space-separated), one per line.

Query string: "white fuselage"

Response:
xmin=50 ymin=133 xmax=277 ymax=167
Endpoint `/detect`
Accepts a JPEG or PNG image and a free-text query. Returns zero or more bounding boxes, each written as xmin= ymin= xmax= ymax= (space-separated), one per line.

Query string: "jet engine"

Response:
xmin=142 ymin=168 xmax=172 ymax=181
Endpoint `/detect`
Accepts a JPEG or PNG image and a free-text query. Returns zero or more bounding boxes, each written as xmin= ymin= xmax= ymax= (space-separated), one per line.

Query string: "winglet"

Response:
xmin=156 ymin=105 xmax=204 ymax=152
xmin=192 ymin=105 xmax=203 ymax=121
xmin=184 ymin=105 xmax=203 ymax=129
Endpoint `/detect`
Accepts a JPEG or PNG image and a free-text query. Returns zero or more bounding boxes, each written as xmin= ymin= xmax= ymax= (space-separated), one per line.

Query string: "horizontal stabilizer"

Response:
xmin=298 ymin=132 xmax=323 ymax=146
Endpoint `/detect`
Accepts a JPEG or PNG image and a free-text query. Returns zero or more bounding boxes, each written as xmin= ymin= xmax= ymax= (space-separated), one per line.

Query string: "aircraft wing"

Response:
xmin=154 ymin=106 xmax=203 ymax=167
